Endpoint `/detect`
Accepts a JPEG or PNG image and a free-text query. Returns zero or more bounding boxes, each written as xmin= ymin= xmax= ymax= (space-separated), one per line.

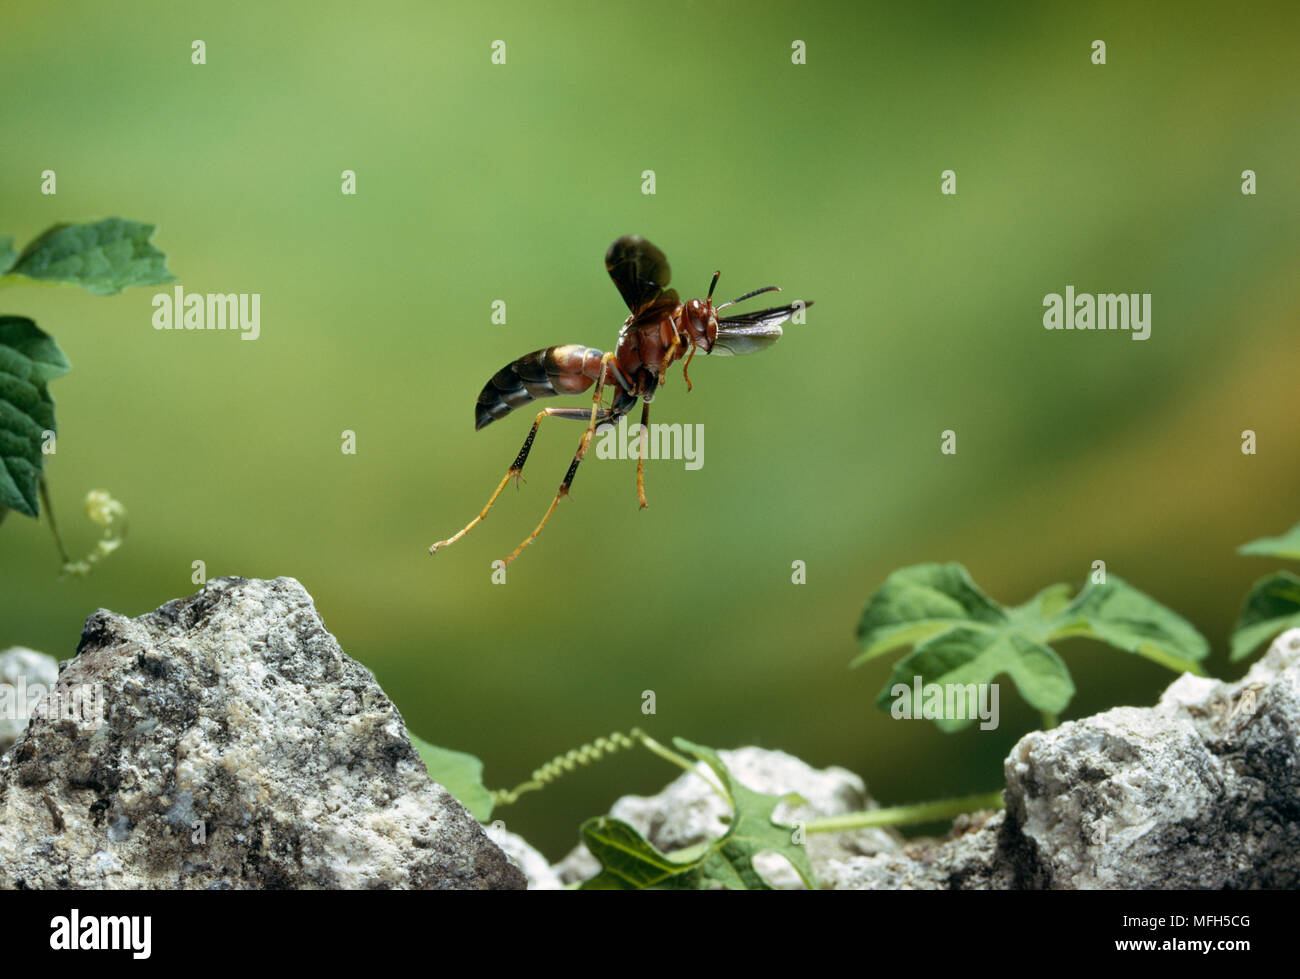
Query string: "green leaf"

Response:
xmin=0 ymin=235 xmax=16 ymax=275
xmin=9 ymin=218 xmax=174 ymax=295
xmin=408 ymin=733 xmax=493 ymax=822
xmin=874 ymin=625 xmax=1074 ymax=731
xmin=856 ymin=564 xmax=1075 ymax=730
xmin=854 ymin=562 xmax=1007 ymax=665
xmin=0 ymin=317 xmax=70 ymax=517
xmin=581 ymin=739 xmax=817 ymax=890
xmin=1229 ymin=571 xmax=1300 ymax=662
xmin=1239 ymin=521 xmax=1300 ymax=561
xmin=854 ymin=564 xmax=1211 ymax=731
xmin=578 ymin=817 xmax=701 ymax=889
xmin=1052 ymin=575 xmax=1210 ymax=673
xmin=1019 ymin=582 xmax=1073 ymax=622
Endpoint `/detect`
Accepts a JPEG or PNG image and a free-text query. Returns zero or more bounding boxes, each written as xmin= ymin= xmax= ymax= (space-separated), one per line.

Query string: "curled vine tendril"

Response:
xmin=491 ymin=728 xmax=644 ymax=806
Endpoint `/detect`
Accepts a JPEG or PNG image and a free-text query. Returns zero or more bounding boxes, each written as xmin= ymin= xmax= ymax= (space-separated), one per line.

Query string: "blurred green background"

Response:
xmin=3 ymin=1 xmax=1298 ymax=860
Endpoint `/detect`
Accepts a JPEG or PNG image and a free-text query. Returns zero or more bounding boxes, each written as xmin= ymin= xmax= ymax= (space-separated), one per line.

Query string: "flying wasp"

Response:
xmin=429 ymin=234 xmax=812 ymax=565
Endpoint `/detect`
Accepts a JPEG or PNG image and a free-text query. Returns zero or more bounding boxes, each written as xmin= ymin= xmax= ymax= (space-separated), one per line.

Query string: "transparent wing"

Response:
xmin=712 ymin=301 xmax=811 ymax=356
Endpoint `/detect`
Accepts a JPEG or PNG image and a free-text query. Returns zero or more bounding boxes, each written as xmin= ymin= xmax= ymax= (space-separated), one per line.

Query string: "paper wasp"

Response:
xmin=429 ymin=234 xmax=812 ymax=565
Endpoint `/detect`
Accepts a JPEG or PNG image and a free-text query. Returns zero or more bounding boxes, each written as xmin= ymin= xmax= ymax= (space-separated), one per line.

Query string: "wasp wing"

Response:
xmin=605 ymin=235 xmax=674 ymax=316
xmin=475 ymin=344 xmax=606 ymax=430
xmin=712 ymin=300 xmax=813 ymax=356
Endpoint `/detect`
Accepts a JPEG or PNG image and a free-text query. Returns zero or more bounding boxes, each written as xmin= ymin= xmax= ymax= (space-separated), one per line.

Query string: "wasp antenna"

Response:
xmin=716 ymin=284 xmax=782 ymax=310
xmin=707 ymin=270 xmax=721 ymax=302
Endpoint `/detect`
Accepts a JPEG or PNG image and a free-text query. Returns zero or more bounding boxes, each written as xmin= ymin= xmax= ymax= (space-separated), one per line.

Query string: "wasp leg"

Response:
xmin=636 ymin=401 xmax=651 ymax=509
xmin=502 ymin=353 xmax=620 ymax=564
xmin=658 ymin=319 xmax=684 ymax=390
xmin=429 ymin=405 xmax=603 ymax=554
xmin=680 ymin=341 xmax=699 ymax=392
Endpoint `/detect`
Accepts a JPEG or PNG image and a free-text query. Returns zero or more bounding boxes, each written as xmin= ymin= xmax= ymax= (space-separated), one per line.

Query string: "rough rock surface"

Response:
xmin=550 ymin=747 xmax=905 ymax=888
xmin=486 ymin=823 xmax=564 ymax=890
xmin=0 ymin=647 xmax=59 ymax=752
xmin=0 ymin=577 xmax=524 ymax=890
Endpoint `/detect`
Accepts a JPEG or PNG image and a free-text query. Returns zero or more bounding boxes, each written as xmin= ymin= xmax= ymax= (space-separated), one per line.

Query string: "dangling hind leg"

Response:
xmin=636 ymin=401 xmax=651 ymax=509
xmin=430 ymin=405 xmax=604 ymax=554
xmin=501 ymin=354 xmax=627 ymax=564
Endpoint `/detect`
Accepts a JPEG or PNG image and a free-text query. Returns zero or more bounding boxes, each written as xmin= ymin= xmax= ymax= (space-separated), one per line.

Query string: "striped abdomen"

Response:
xmin=475 ymin=344 xmax=607 ymax=430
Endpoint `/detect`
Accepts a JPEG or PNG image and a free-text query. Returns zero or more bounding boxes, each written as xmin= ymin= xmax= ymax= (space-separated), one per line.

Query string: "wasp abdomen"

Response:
xmin=475 ymin=344 xmax=606 ymax=430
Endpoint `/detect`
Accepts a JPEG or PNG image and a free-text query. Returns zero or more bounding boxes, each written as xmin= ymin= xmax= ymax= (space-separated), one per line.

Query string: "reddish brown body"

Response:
xmin=612 ymin=295 xmax=720 ymax=402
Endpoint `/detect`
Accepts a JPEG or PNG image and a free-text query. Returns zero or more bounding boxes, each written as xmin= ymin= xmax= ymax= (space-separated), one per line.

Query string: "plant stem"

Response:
xmin=38 ymin=476 xmax=70 ymax=566
xmin=805 ymin=789 xmax=1004 ymax=835
xmin=635 ymin=731 xmax=729 ymax=803
xmin=1135 ymin=645 xmax=1208 ymax=678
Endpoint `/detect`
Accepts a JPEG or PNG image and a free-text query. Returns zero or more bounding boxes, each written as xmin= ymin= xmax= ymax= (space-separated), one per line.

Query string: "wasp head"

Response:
xmin=681 ymin=297 xmax=718 ymax=352
xmin=681 ymin=271 xmax=722 ymax=352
